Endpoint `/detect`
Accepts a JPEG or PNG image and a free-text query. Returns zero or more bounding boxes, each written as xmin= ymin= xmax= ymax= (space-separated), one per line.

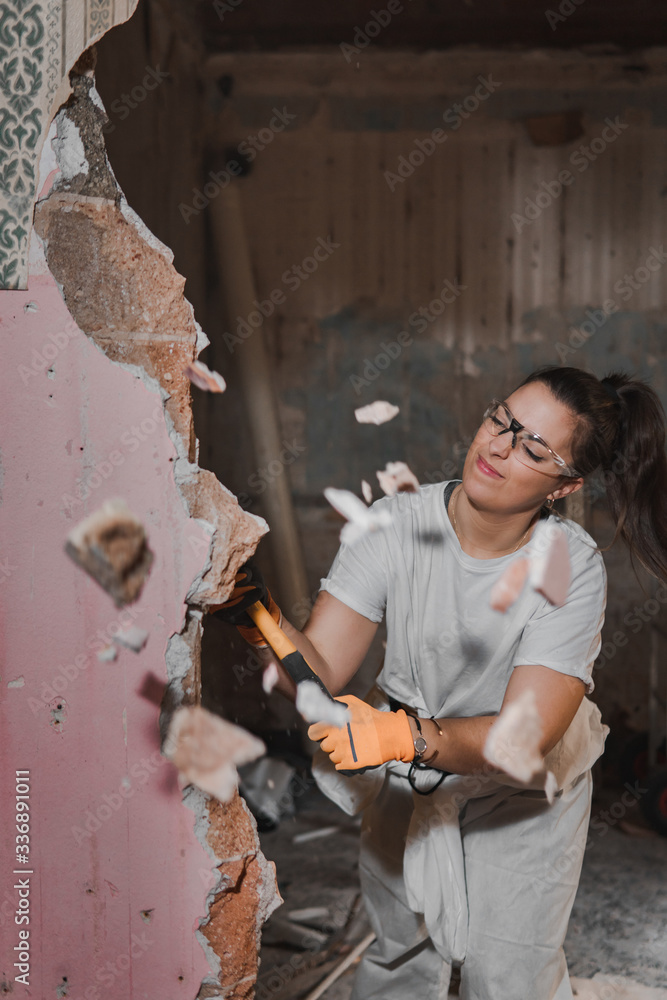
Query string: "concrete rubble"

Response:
xmin=296 ymin=680 xmax=350 ymax=727
xmin=376 ymin=460 xmax=420 ymax=496
xmin=354 ymin=400 xmax=400 ymax=425
xmin=166 ymin=705 xmax=266 ymax=802
xmin=490 ymin=556 xmax=530 ymax=612
xmin=324 ymin=486 xmax=393 ymax=545
xmin=185 ymin=359 xmax=227 ymax=393
xmin=484 ymin=687 xmax=547 ymax=784
xmin=65 ymin=498 xmax=154 ymax=606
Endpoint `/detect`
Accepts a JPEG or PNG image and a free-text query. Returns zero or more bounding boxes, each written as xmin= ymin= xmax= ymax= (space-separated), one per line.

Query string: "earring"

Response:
xmin=544 ymin=497 xmax=555 ymax=510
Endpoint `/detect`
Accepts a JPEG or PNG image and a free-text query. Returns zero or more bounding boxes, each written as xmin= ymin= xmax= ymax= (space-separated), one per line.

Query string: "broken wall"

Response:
xmin=0 ymin=8 xmax=280 ymax=997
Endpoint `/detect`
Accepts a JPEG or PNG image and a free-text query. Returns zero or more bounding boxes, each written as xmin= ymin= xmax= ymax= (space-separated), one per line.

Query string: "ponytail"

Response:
xmin=519 ymin=365 xmax=667 ymax=583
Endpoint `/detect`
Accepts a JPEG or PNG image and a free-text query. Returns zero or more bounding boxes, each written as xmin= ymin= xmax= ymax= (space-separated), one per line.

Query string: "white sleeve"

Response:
xmin=512 ymin=536 xmax=607 ymax=693
xmin=319 ymin=499 xmax=391 ymax=624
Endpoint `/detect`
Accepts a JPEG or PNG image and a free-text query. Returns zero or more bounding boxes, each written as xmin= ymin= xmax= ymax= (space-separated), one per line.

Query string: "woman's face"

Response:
xmin=461 ymin=381 xmax=582 ymax=514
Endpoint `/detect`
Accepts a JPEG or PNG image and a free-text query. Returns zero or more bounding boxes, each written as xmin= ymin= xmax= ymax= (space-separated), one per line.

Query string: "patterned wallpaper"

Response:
xmin=0 ymin=0 xmax=137 ymax=288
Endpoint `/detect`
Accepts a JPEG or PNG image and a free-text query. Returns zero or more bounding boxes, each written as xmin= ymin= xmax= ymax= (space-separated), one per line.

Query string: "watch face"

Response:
xmin=414 ymin=736 xmax=427 ymax=756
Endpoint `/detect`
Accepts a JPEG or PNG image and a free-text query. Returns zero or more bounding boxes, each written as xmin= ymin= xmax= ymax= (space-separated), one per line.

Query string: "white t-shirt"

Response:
xmin=320 ymin=480 xmax=607 ymax=718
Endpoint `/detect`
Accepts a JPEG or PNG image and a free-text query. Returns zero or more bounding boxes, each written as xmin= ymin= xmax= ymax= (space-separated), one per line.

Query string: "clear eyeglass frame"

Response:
xmin=482 ymin=399 xmax=581 ymax=478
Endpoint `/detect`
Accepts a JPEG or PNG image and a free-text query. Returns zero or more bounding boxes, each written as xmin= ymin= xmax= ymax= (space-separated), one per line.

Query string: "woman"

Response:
xmin=215 ymin=365 xmax=667 ymax=1000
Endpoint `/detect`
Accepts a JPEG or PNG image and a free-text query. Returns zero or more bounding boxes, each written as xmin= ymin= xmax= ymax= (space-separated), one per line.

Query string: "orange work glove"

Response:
xmin=210 ymin=562 xmax=281 ymax=648
xmin=308 ymin=695 xmax=415 ymax=771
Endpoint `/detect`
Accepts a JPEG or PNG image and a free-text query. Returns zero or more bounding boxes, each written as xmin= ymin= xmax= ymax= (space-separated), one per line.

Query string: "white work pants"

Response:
xmin=350 ymin=768 xmax=592 ymax=1000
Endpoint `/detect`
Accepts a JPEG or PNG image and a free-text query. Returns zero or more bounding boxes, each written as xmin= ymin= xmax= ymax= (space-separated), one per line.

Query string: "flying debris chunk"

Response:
xmin=376 ymin=461 xmax=420 ymax=497
xmin=165 ymin=705 xmax=265 ymax=803
xmin=484 ymin=688 xmax=556 ymax=801
xmin=262 ymin=662 xmax=280 ymax=694
xmin=297 ymin=680 xmax=350 ymax=727
xmin=528 ymin=521 xmax=571 ymax=607
xmin=65 ymin=498 xmax=154 ymax=606
xmin=324 ymin=487 xmax=392 ymax=545
xmin=184 ymin=360 xmax=227 ymax=393
xmin=490 ymin=557 xmax=530 ymax=613
xmin=113 ymin=626 xmax=149 ymax=653
xmin=489 ymin=521 xmax=571 ymax=613
xmin=354 ymin=401 xmax=400 ymax=425
xmin=361 ymin=480 xmax=373 ymax=504
xmin=97 ymin=645 xmax=118 ymax=662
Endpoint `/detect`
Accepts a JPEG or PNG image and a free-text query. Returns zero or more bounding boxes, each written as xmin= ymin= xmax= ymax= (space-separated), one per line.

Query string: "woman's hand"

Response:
xmin=209 ymin=562 xmax=281 ymax=647
xmin=308 ymin=695 xmax=415 ymax=771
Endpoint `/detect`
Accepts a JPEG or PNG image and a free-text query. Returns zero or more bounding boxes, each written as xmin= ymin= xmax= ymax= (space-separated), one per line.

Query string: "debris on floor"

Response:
xmin=571 ymin=976 xmax=667 ymax=999
xmin=65 ymin=498 xmax=154 ymax=606
xmin=324 ymin=487 xmax=392 ymax=545
xmin=293 ymin=825 xmax=340 ymax=844
xmin=262 ymin=916 xmax=331 ymax=952
xmin=376 ymin=461 xmax=420 ymax=496
xmin=258 ymin=784 xmax=667 ymax=1000
xmin=296 ymin=680 xmax=350 ymax=727
xmin=165 ymin=705 xmax=265 ymax=802
xmin=288 ymin=907 xmax=331 ymax=924
xmin=184 ymin=359 xmax=227 ymax=393
xmin=304 ymin=931 xmax=376 ymax=1000
xmin=354 ymin=401 xmax=399 ymax=425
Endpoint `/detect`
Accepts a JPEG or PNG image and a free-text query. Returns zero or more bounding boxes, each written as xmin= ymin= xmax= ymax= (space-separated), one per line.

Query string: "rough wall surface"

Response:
xmin=0 ymin=52 xmax=279 ymax=1000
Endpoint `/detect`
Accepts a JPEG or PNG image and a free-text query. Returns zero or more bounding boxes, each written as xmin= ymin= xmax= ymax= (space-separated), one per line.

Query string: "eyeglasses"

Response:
xmin=482 ymin=400 xmax=581 ymax=478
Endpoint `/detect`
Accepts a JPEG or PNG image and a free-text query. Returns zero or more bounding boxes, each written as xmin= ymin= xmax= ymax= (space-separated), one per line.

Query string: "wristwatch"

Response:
xmin=412 ymin=716 xmax=428 ymax=761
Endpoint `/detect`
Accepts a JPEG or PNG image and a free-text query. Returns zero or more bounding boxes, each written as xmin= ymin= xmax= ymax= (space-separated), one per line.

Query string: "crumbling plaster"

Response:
xmin=0 ymin=42 xmax=280 ymax=1000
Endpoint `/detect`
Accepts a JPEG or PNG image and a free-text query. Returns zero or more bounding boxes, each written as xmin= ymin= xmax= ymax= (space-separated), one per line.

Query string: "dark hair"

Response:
xmin=518 ymin=365 xmax=667 ymax=583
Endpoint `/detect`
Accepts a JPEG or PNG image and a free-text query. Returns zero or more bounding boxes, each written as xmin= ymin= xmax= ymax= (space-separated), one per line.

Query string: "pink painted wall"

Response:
xmin=0 ymin=215 xmax=215 ymax=997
